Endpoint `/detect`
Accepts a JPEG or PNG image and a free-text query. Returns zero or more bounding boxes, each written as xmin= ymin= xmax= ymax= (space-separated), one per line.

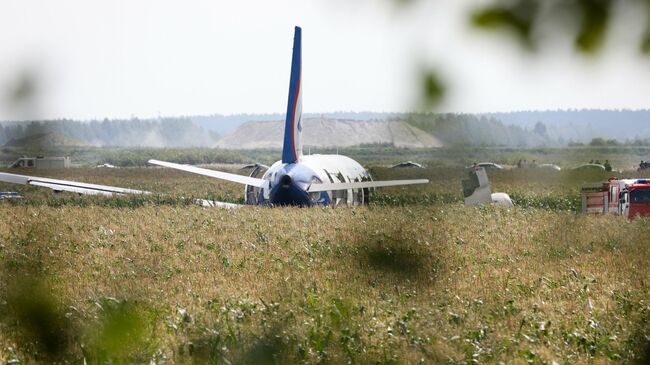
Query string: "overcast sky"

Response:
xmin=1 ymin=0 xmax=650 ymax=121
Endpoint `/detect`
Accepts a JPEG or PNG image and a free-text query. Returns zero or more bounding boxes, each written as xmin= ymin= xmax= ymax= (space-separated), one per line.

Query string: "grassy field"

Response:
xmin=3 ymin=144 xmax=650 ymax=169
xmin=0 ymin=154 xmax=649 ymax=364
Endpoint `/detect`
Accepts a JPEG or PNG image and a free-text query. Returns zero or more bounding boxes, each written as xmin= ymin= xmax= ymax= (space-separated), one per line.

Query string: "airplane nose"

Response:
xmin=280 ymin=174 xmax=292 ymax=188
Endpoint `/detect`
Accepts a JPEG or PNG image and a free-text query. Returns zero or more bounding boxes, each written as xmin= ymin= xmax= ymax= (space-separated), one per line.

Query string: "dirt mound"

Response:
xmin=215 ymin=119 xmax=443 ymax=149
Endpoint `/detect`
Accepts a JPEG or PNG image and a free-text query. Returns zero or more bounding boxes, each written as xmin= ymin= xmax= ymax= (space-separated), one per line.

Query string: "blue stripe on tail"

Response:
xmin=282 ymin=26 xmax=302 ymax=164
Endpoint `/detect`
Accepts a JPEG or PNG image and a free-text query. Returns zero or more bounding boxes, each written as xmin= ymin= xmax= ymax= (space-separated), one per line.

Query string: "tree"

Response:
xmin=589 ymin=137 xmax=606 ymax=146
xmin=533 ymin=121 xmax=547 ymax=137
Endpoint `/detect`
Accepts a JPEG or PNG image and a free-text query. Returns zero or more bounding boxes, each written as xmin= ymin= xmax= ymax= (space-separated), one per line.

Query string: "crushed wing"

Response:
xmin=0 ymin=171 xmax=243 ymax=208
xmin=0 ymin=172 xmax=148 ymax=196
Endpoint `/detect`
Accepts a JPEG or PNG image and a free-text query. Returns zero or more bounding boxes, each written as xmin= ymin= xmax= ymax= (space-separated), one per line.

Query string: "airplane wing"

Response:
xmin=0 ymin=171 xmax=244 ymax=208
xmin=307 ymin=179 xmax=429 ymax=193
xmin=148 ymin=159 xmax=269 ymax=188
xmin=0 ymin=172 xmax=149 ymax=196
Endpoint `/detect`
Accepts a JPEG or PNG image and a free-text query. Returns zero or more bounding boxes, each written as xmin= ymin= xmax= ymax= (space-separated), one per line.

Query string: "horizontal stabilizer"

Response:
xmin=148 ymin=159 xmax=269 ymax=188
xmin=0 ymin=172 xmax=148 ymax=196
xmin=307 ymin=179 xmax=429 ymax=193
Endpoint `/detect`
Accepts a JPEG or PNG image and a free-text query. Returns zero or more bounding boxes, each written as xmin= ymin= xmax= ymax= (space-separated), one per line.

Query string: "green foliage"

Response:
xmin=575 ymin=0 xmax=610 ymax=53
xmin=471 ymin=0 xmax=537 ymax=48
xmin=421 ymin=70 xmax=446 ymax=106
xmin=589 ymin=137 xmax=620 ymax=147
xmin=509 ymin=192 xmax=581 ymax=211
xmin=7 ymin=194 xmax=242 ymax=208
xmin=2 ymin=277 xmax=73 ymax=360
xmin=85 ymin=299 xmax=159 ymax=364
xmin=0 ymin=145 xmax=276 ymax=167
xmin=405 ymin=113 xmax=549 ymax=147
xmin=371 ymin=192 xmax=461 ymax=206
xmin=0 ymin=118 xmax=220 ymax=148
xmin=469 ymin=0 xmax=644 ymax=55
xmin=0 ymin=202 xmax=648 ymax=363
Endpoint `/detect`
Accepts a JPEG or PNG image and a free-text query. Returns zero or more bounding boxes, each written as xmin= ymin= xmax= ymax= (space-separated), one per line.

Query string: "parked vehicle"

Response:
xmin=537 ymin=163 xmax=561 ymax=171
xmin=9 ymin=156 xmax=71 ymax=169
xmin=466 ymin=162 xmax=503 ymax=170
xmin=390 ymin=161 xmax=425 ymax=169
xmin=574 ymin=164 xmax=605 ymax=171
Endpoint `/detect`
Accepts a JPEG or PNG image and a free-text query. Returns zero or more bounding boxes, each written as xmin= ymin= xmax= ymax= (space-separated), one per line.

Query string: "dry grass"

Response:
xmin=0 ymin=201 xmax=648 ymax=364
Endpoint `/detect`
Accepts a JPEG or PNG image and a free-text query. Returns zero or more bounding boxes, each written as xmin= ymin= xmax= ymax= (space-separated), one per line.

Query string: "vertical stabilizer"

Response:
xmin=282 ymin=26 xmax=303 ymax=163
xmin=462 ymin=167 xmax=514 ymax=207
xmin=463 ymin=167 xmax=492 ymax=205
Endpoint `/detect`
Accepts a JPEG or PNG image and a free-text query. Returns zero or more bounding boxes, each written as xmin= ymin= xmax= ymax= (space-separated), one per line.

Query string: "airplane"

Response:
xmin=0 ymin=26 xmax=429 ymax=207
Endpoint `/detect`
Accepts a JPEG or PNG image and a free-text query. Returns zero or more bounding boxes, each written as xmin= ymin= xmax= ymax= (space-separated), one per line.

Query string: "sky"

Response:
xmin=1 ymin=0 xmax=650 ymax=121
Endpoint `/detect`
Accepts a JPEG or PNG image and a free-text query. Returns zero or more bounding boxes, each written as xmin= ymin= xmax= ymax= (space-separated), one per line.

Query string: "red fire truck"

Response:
xmin=581 ymin=178 xmax=650 ymax=217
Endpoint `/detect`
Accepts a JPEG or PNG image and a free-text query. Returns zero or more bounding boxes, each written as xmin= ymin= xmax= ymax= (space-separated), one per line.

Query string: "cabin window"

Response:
xmin=27 ymin=160 xmax=34 ymax=167
xmin=630 ymin=189 xmax=650 ymax=204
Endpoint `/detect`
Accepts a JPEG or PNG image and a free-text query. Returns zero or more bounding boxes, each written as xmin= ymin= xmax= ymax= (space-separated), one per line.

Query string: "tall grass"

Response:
xmin=0 ymin=160 xmax=648 ymax=363
xmin=0 ymin=205 xmax=647 ymax=363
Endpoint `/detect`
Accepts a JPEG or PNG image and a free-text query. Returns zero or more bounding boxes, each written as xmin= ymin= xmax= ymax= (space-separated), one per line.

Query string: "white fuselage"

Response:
xmin=246 ymin=154 xmax=373 ymax=206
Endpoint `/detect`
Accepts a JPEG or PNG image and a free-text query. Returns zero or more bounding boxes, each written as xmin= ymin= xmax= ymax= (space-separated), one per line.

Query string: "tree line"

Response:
xmin=405 ymin=113 xmax=551 ymax=147
xmin=0 ymin=118 xmax=220 ymax=148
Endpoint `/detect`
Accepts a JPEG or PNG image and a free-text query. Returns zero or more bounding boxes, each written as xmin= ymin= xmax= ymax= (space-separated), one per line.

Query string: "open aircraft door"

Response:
xmin=324 ymin=170 xmax=347 ymax=207
xmin=243 ymin=164 xmax=269 ymax=205
xmin=348 ymin=177 xmax=364 ymax=206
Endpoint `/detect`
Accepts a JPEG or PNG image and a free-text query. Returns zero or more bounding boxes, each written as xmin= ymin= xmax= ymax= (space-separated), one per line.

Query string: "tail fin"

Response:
xmin=282 ymin=26 xmax=303 ymax=163
xmin=462 ymin=167 xmax=514 ymax=207
xmin=462 ymin=167 xmax=492 ymax=205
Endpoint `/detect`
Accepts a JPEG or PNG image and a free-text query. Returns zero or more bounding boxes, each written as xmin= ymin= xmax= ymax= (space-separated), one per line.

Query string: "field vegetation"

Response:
xmin=4 ymin=144 xmax=650 ymax=168
xmin=0 ymin=148 xmax=649 ymax=364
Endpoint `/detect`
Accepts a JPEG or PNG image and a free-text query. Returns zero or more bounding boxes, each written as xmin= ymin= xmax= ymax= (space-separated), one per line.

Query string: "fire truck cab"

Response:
xmin=620 ymin=181 xmax=650 ymax=217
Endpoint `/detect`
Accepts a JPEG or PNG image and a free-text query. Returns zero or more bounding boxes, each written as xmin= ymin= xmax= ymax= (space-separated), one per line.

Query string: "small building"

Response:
xmin=9 ymin=156 xmax=71 ymax=169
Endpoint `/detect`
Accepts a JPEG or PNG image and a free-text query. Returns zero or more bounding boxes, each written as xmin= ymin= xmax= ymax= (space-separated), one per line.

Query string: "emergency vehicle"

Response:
xmin=581 ymin=178 xmax=650 ymax=217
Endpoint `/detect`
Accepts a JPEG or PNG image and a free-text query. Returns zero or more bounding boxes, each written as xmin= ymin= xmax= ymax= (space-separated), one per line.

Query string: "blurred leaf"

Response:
xmin=642 ymin=0 xmax=650 ymax=54
xmin=642 ymin=31 xmax=650 ymax=54
xmin=392 ymin=0 xmax=415 ymax=6
xmin=575 ymin=0 xmax=611 ymax=53
xmin=3 ymin=276 xmax=72 ymax=359
xmin=8 ymin=72 xmax=36 ymax=104
xmin=86 ymin=300 xmax=156 ymax=363
xmin=422 ymin=71 xmax=446 ymax=107
xmin=471 ymin=0 xmax=538 ymax=48
xmin=469 ymin=0 xmax=618 ymax=54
